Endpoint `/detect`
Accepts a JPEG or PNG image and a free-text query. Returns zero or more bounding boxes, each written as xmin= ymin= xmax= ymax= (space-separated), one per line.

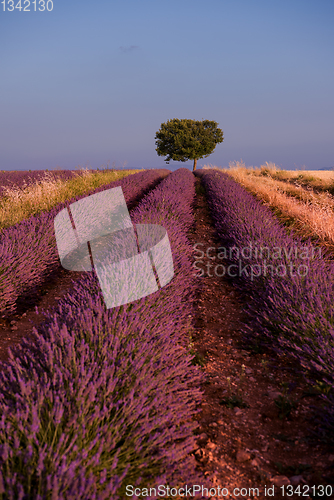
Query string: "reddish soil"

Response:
xmin=0 ymin=267 xmax=85 ymax=362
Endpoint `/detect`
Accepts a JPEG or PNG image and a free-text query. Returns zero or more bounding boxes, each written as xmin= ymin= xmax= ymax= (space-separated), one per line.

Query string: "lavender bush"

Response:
xmin=201 ymin=169 xmax=334 ymax=441
xmin=0 ymin=169 xmax=204 ymax=498
xmin=0 ymin=169 xmax=169 ymax=318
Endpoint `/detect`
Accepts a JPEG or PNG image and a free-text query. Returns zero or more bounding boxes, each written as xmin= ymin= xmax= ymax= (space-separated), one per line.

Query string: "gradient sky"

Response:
xmin=1 ymin=0 xmax=333 ymax=171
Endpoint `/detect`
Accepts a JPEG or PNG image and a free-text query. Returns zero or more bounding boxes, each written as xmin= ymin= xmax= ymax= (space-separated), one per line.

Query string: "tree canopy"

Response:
xmin=155 ymin=118 xmax=224 ymax=171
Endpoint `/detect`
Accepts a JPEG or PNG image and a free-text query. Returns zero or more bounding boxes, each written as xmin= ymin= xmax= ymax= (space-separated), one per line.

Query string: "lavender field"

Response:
xmin=0 ymin=168 xmax=334 ymax=498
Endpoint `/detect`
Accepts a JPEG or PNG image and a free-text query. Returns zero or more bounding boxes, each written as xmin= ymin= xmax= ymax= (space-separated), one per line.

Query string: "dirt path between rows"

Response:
xmin=189 ymin=178 xmax=334 ymax=500
xmin=0 ymin=266 xmax=84 ymax=362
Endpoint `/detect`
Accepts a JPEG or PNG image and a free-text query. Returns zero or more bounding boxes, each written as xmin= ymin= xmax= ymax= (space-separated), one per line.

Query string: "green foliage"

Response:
xmin=195 ymin=183 xmax=206 ymax=195
xmin=155 ymin=118 xmax=223 ymax=169
xmin=311 ymin=380 xmax=332 ymax=396
xmin=260 ymin=358 xmax=269 ymax=371
xmin=219 ymin=368 xmax=249 ymax=409
xmin=190 ymin=349 xmax=206 ymax=367
xmin=274 ymin=395 xmax=296 ymax=419
xmin=220 ymin=393 xmax=248 ymax=409
xmin=274 ymin=382 xmax=298 ymax=419
xmin=188 ymin=336 xmax=206 ymax=367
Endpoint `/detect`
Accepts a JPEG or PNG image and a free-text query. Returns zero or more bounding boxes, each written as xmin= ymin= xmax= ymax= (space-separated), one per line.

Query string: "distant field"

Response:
xmin=0 ymin=168 xmax=141 ymax=231
xmin=204 ymin=162 xmax=334 ymax=192
xmin=268 ymin=169 xmax=334 ymax=183
xmin=297 ymin=170 xmax=334 ymax=178
xmin=203 ymin=161 xmax=334 ymax=255
xmin=261 ymin=169 xmax=334 ymax=179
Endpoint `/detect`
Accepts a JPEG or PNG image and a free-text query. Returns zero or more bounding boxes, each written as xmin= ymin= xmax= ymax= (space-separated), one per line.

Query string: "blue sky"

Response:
xmin=1 ymin=0 xmax=333 ymax=171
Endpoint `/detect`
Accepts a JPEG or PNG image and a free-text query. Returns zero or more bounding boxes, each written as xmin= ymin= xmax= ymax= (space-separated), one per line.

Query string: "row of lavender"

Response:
xmin=0 ymin=169 xmax=169 ymax=318
xmin=200 ymin=169 xmax=334 ymax=441
xmin=0 ymin=168 xmax=204 ymax=499
xmin=0 ymin=169 xmax=83 ymax=196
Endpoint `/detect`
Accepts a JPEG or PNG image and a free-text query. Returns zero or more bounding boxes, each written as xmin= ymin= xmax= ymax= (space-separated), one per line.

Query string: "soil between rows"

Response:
xmin=0 ymin=266 xmax=85 ymax=362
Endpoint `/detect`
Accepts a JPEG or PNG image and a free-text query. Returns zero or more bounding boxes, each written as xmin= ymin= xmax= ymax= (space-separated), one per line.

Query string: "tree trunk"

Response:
xmin=193 ymin=158 xmax=197 ymax=171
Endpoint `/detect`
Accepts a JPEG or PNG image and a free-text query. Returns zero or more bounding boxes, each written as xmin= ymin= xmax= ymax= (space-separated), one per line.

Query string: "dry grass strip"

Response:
xmin=0 ymin=168 xmax=141 ymax=231
xmin=203 ymin=162 xmax=334 ymax=254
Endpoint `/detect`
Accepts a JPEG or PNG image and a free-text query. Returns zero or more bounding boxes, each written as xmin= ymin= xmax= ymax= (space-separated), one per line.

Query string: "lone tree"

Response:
xmin=155 ymin=118 xmax=223 ymax=171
